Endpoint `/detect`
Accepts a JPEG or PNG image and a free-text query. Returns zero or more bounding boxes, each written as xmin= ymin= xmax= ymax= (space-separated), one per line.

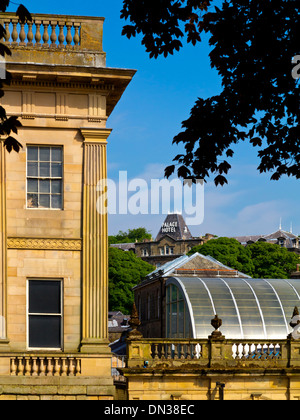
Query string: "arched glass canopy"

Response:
xmin=166 ymin=277 xmax=300 ymax=339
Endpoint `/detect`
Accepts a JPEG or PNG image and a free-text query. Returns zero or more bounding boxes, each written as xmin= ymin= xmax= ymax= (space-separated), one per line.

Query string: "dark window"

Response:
xmin=28 ymin=280 xmax=62 ymax=349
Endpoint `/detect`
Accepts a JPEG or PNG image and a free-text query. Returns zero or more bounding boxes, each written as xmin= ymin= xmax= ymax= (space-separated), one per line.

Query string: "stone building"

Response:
xmin=233 ymin=228 xmax=300 ymax=253
xmin=0 ymin=12 xmax=135 ymax=399
xmin=133 ymin=252 xmax=250 ymax=338
xmin=125 ymin=254 xmax=300 ymax=400
xmin=134 ymin=214 xmax=213 ymax=267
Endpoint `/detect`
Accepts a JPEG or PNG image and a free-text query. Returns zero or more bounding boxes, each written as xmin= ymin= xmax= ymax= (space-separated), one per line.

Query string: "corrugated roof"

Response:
xmin=167 ymin=276 xmax=300 ymax=339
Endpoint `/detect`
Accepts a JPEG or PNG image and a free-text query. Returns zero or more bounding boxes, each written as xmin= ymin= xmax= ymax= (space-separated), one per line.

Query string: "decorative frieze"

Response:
xmin=7 ymin=237 xmax=82 ymax=251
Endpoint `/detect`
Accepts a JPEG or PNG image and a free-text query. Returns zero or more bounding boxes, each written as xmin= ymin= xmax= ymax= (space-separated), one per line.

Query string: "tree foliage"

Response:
xmin=188 ymin=237 xmax=255 ymax=275
xmin=108 ymin=247 xmax=154 ymax=313
xmin=247 ymin=241 xmax=300 ymax=279
xmin=188 ymin=237 xmax=300 ymax=278
xmin=0 ymin=1 xmax=31 ymax=153
xmin=108 ymin=227 xmax=152 ymax=244
xmin=121 ymin=0 xmax=300 ymax=185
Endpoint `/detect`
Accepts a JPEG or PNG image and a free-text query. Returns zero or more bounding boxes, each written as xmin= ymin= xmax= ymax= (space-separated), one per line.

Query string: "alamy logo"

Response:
xmin=96 ymin=171 xmax=204 ymax=226
xmin=292 ymin=55 xmax=300 ymax=80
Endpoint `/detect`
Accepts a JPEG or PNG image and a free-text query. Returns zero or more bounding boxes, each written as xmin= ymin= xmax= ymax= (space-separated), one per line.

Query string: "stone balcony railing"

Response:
xmin=125 ymin=335 xmax=300 ymax=370
xmin=0 ymin=13 xmax=106 ymax=67
xmin=0 ymin=352 xmax=111 ymax=377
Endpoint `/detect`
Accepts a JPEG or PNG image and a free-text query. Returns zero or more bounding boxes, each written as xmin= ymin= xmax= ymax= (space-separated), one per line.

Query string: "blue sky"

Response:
xmin=11 ymin=0 xmax=300 ymax=238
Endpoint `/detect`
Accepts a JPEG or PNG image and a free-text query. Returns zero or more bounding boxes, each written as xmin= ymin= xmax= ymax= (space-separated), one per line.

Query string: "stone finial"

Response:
xmin=128 ymin=302 xmax=143 ymax=339
xmin=209 ymin=314 xmax=224 ymax=340
xmin=211 ymin=314 xmax=222 ymax=331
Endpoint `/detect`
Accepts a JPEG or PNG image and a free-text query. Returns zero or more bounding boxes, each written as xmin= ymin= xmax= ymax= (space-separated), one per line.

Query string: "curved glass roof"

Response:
xmin=166 ymin=277 xmax=300 ymax=339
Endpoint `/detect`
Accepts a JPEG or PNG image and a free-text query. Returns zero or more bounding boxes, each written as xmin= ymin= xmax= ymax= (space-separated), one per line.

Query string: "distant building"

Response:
xmin=134 ymin=214 xmax=214 ymax=267
xmin=133 ymin=252 xmax=249 ymax=338
xmin=108 ymin=311 xmax=131 ymax=343
xmin=232 ymin=228 xmax=300 ymax=253
xmin=110 ymin=243 xmax=136 ymax=252
xmin=134 ymin=252 xmax=300 ymax=341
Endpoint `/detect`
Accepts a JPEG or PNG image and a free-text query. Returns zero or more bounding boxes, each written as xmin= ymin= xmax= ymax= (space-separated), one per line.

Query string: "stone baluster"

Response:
xmin=24 ymin=357 xmax=31 ymax=376
xmin=179 ymin=343 xmax=184 ymax=359
xmin=58 ymin=21 xmax=65 ymax=47
xmin=39 ymin=358 xmax=46 ymax=376
xmin=11 ymin=18 xmax=18 ymax=45
xmin=4 ymin=20 xmax=10 ymax=43
xmin=42 ymin=21 xmax=49 ymax=46
xmin=61 ymin=358 xmax=67 ymax=376
xmin=35 ymin=20 xmax=42 ymax=46
xmin=54 ymin=357 xmax=60 ymax=376
xmin=32 ymin=357 xmax=38 ymax=376
xmin=66 ymin=23 xmax=72 ymax=47
xmin=73 ymin=23 xmax=80 ymax=47
xmin=10 ymin=358 xmax=17 ymax=375
xmin=46 ymin=358 xmax=54 ymax=376
xmin=27 ymin=21 xmax=34 ymax=46
xmin=68 ymin=358 xmax=75 ymax=376
xmin=50 ymin=21 xmax=57 ymax=47
xmin=153 ymin=343 xmax=159 ymax=359
xmin=75 ymin=358 xmax=81 ymax=376
xmin=241 ymin=343 xmax=247 ymax=360
xmin=19 ymin=22 xmax=26 ymax=45
xmin=186 ymin=344 xmax=191 ymax=360
xmin=17 ymin=357 xmax=24 ymax=376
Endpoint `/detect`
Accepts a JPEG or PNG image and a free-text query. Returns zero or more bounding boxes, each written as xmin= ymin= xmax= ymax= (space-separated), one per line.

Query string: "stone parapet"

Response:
xmin=0 ymin=13 xmax=106 ymax=67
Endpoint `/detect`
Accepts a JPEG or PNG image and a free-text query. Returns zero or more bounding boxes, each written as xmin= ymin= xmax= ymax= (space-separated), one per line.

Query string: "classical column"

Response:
xmin=80 ymin=128 xmax=111 ymax=353
xmin=0 ymin=140 xmax=9 ymax=350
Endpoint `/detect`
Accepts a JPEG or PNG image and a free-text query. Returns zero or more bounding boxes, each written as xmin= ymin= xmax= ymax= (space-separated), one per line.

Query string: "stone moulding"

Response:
xmin=7 ymin=237 xmax=82 ymax=251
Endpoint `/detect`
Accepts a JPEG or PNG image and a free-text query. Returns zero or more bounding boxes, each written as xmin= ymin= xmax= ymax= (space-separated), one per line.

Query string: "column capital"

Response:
xmin=80 ymin=128 xmax=112 ymax=143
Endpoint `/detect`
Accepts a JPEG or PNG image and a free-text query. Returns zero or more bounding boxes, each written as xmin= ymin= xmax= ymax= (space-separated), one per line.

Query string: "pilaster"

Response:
xmin=0 ymin=140 xmax=9 ymax=350
xmin=80 ymin=128 xmax=112 ymax=353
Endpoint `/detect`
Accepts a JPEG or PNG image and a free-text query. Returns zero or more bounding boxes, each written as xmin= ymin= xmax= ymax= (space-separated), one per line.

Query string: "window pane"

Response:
xmin=51 ymin=163 xmax=62 ymax=178
xmin=51 ymin=147 xmax=62 ymax=162
xmin=27 ymin=179 xmax=38 ymax=193
xmin=27 ymin=162 xmax=38 ymax=177
xmin=29 ymin=315 xmax=61 ymax=348
xmin=171 ymin=285 xmax=177 ymax=302
xmin=39 ymin=194 xmax=50 ymax=208
xmin=51 ymin=180 xmax=61 ymax=194
xmin=39 ymin=147 xmax=50 ymax=161
xmin=27 ymin=194 xmax=38 ymax=208
xmin=40 ymin=162 xmax=50 ymax=177
xmin=27 ymin=146 xmax=38 ymax=161
xmin=51 ymin=195 xmax=62 ymax=209
xmin=39 ymin=179 xmax=50 ymax=193
xmin=29 ymin=280 xmax=61 ymax=314
xmin=171 ymin=302 xmax=177 ymax=336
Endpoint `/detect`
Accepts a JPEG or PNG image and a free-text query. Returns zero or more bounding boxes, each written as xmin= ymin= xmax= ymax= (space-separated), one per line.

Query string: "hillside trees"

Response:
xmin=188 ymin=237 xmax=255 ymax=276
xmin=108 ymin=247 xmax=154 ymax=313
xmin=108 ymin=227 xmax=152 ymax=245
xmin=188 ymin=237 xmax=300 ymax=278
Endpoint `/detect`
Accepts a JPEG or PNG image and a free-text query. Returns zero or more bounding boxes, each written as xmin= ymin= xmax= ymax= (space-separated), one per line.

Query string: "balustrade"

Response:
xmin=126 ymin=337 xmax=289 ymax=369
xmin=10 ymin=355 xmax=81 ymax=376
xmin=232 ymin=341 xmax=282 ymax=361
xmin=2 ymin=15 xmax=81 ymax=48
xmin=151 ymin=341 xmax=202 ymax=360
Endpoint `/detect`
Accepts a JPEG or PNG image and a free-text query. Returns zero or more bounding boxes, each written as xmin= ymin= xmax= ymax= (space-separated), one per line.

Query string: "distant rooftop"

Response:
xmin=233 ymin=228 xmax=299 ymax=248
xmin=155 ymin=213 xmax=193 ymax=241
xmin=138 ymin=252 xmax=250 ymax=284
